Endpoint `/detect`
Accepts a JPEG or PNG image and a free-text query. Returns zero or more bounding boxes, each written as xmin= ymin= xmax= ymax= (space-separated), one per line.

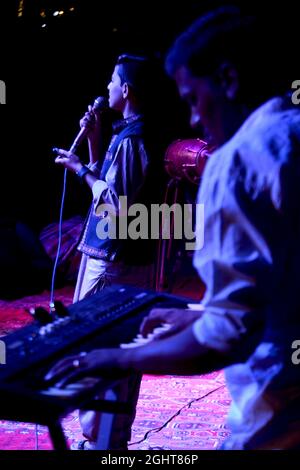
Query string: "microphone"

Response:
xmin=68 ymin=96 xmax=109 ymax=153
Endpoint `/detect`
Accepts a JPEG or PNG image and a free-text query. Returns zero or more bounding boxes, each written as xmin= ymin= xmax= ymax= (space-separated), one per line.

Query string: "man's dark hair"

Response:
xmin=165 ymin=6 xmax=284 ymax=106
xmin=165 ymin=7 xmax=252 ymax=77
xmin=116 ymin=54 xmax=158 ymax=105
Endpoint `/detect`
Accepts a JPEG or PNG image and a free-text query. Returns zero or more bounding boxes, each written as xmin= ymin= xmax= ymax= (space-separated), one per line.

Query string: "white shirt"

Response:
xmin=192 ymin=97 xmax=300 ymax=449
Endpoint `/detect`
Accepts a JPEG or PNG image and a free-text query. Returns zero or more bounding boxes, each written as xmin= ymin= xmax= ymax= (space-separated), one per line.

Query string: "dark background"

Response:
xmin=1 ymin=0 xmax=298 ymax=232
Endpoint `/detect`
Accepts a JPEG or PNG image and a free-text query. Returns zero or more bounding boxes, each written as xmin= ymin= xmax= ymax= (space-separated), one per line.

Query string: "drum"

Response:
xmin=164 ymin=138 xmax=213 ymax=184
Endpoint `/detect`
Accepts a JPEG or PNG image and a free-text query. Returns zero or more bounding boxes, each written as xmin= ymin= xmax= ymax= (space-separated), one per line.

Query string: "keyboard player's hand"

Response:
xmin=44 ymin=349 xmax=129 ymax=388
xmin=140 ymin=307 xmax=204 ymax=339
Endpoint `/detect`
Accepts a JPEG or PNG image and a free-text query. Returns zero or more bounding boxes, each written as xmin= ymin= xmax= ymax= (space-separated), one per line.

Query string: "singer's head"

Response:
xmin=107 ymin=53 xmax=161 ymax=116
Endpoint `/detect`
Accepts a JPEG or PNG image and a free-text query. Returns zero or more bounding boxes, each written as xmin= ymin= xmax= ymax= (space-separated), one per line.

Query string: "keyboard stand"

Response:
xmin=46 ymin=391 xmax=132 ymax=450
xmin=95 ymin=389 xmax=117 ymax=450
xmin=0 ymin=377 xmax=131 ymax=450
xmin=48 ymin=420 xmax=69 ymax=450
xmin=81 ymin=388 xmax=134 ymax=451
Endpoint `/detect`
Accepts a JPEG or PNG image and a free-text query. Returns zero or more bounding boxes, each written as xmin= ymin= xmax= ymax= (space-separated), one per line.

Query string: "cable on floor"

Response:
xmin=128 ymin=384 xmax=225 ymax=446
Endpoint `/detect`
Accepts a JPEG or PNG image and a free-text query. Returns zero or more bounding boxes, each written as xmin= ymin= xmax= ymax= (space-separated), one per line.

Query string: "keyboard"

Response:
xmin=0 ymin=284 xmax=190 ymax=426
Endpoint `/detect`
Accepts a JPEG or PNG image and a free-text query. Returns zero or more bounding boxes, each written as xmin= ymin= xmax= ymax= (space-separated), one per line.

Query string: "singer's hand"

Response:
xmin=80 ymin=105 xmax=102 ymax=143
xmin=54 ymin=148 xmax=83 ymax=173
xmin=79 ymin=105 xmax=95 ymax=131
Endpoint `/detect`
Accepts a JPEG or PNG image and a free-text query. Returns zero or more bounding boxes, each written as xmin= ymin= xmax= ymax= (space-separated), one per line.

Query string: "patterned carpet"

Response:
xmin=0 ymin=286 xmax=231 ymax=450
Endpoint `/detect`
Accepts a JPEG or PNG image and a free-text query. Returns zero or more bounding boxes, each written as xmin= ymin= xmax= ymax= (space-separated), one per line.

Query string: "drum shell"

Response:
xmin=164 ymin=138 xmax=212 ymax=184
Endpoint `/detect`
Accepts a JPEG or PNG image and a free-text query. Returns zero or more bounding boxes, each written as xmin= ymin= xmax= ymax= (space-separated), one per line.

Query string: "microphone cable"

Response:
xmin=49 ymin=168 xmax=68 ymax=312
xmin=48 ymin=96 xmax=107 ymax=313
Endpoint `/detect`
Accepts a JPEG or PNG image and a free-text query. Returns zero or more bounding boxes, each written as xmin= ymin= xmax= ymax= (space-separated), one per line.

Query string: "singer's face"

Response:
xmin=107 ymin=65 xmax=125 ymax=112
